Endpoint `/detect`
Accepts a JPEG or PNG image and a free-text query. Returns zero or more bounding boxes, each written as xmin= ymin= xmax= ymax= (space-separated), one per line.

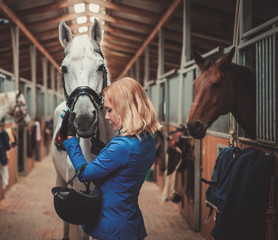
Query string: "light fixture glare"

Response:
xmin=74 ymin=3 xmax=85 ymax=13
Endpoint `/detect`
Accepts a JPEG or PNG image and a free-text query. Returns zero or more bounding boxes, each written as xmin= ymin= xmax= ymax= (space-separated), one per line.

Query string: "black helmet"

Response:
xmin=51 ymin=170 xmax=101 ymax=225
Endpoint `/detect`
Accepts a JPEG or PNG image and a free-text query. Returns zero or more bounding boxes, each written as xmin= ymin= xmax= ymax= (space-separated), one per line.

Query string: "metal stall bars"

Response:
xmin=239 ymin=16 xmax=278 ymax=145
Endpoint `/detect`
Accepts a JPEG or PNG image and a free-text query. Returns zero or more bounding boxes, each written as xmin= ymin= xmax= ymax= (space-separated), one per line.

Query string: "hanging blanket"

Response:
xmin=211 ymin=147 xmax=276 ymax=240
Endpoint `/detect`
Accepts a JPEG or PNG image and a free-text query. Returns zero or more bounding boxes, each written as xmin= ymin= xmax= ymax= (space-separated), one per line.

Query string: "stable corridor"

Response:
xmin=0 ymin=155 xmax=205 ymax=240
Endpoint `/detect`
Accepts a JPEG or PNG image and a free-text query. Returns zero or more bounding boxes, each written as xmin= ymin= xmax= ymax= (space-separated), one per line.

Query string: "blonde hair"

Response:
xmin=103 ymin=77 xmax=161 ymax=139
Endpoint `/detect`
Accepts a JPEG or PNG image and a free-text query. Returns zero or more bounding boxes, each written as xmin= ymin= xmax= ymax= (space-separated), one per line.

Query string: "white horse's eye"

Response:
xmin=97 ymin=64 xmax=104 ymax=72
xmin=61 ymin=66 xmax=68 ymax=74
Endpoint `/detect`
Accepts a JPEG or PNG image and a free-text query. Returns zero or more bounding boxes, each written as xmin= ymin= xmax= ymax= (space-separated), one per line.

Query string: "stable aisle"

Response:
xmin=0 ymin=155 xmax=205 ymax=240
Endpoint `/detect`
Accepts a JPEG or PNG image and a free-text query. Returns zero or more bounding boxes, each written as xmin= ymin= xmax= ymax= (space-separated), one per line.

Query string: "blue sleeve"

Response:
xmin=63 ymin=137 xmax=87 ymax=171
xmin=79 ymin=138 xmax=130 ymax=182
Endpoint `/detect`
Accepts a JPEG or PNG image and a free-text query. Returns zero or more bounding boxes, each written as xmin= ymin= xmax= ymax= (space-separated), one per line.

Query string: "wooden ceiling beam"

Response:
xmin=118 ymin=0 xmax=182 ymax=79
xmin=104 ymin=34 xmax=141 ymax=48
xmin=0 ymin=0 xmax=60 ymax=72
xmin=16 ymin=0 xmax=161 ymax=21
xmin=105 ymin=59 xmax=127 ymax=66
xmin=110 ymin=16 xmax=152 ymax=32
xmin=16 ymin=1 xmax=68 ymax=17
xmin=192 ymin=0 xmax=235 ymax=13
xmin=34 ymin=28 xmax=58 ymax=39
xmin=0 ymin=45 xmax=11 ymax=53
xmin=192 ymin=31 xmax=231 ymax=46
xmin=149 ymin=49 xmax=180 ymax=61
xmin=42 ymin=39 xmax=60 ymax=47
xmin=153 ymin=59 xmax=180 ymax=68
xmin=103 ymin=50 xmax=131 ymax=59
xmin=27 ymin=12 xmax=81 ymax=30
xmin=104 ymin=25 xmax=146 ymax=42
xmin=102 ymin=40 xmax=137 ymax=54
xmin=28 ymin=11 xmax=152 ymax=33
xmin=86 ymin=0 xmax=160 ymax=20
xmin=151 ymin=41 xmax=182 ymax=52
xmin=47 ymin=45 xmax=63 ymax=54
xmin=34 ymin=24 xmax=144 ymax=54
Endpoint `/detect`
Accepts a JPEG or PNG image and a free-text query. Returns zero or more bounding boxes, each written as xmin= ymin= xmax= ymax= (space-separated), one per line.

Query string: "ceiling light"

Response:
xmin=90 ymin=16 xmax=99 ymax=23
xmin=76 ymin=16 xmax=87 ymax=24
xmin=89 ymin=3 xmax=100 ymax=13
xmin=74 ymin=3 xmax=85 ymax=13
xmin=78 ymin=26 xmax=88 ymax=33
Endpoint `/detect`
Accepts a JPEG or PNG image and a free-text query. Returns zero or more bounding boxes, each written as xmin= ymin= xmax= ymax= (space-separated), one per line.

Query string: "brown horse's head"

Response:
xmin=187 ymin=48 xmax=235 ymax=139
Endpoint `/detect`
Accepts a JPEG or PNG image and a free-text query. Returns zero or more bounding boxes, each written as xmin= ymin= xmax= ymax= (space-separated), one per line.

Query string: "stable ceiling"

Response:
xmin=0 ymin=0 xmax=277 ymax=87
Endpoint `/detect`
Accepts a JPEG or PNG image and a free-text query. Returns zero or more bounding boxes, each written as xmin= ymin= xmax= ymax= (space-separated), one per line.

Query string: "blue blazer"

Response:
xmin=64 ymin=132 xmax=156 ymax=240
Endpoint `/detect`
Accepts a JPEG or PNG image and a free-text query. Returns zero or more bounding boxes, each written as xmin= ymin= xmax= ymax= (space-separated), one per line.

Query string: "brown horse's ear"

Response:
xmin=193 ymin=51 xmax=205 ymax=69
xmin=218 ymin=47 xmax=235 ymax=71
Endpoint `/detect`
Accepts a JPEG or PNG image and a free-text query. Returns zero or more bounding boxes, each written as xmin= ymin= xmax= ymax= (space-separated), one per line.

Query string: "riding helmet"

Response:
xmin=51 ymin=185 xmax=101 ymax=225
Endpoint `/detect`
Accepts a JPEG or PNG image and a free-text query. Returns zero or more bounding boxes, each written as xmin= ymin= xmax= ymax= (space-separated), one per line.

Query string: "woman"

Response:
xmin=62 ymin=77 xmax=161 ymax=240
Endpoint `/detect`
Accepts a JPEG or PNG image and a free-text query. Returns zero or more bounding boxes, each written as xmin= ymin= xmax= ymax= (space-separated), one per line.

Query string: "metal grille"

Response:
xmin=256 ymin=34 xmax=277 ymax=144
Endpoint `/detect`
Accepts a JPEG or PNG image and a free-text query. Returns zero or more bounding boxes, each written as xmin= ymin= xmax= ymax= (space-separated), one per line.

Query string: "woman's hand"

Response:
xmin=60 ymin=110 xmax=76 ymax=140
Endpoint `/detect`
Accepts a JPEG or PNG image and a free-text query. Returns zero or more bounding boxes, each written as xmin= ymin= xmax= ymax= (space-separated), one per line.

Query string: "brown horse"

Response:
xmin=187 ymin=47 xmax=256 ymax=139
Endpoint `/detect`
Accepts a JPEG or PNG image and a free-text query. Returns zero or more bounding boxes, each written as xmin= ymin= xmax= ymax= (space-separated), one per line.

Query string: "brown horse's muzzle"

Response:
xmin=187 ymin=119 xmax=207 ymax=139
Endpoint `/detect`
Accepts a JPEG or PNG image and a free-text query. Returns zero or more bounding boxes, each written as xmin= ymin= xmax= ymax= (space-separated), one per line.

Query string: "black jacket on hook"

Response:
xmin=211 ymin=147 xmax=276 ymax=240
xmin=0 ymin=129 xmax=11 ymax=166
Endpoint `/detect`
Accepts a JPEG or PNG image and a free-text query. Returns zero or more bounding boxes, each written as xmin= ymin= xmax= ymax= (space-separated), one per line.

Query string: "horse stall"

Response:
xmin=0 ymin=71 xmax=24 ymax=198
xmin=196 ymin=17 xmax=278 ymax=240
xmin=0 ymin=66 xmax=62 ymax=199
xmin=146 ymin=4 xmax=278 ymax=240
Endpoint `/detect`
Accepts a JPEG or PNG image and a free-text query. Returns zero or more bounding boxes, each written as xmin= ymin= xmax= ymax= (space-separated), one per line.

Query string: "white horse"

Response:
xmin=51 ymin=20 xmax=116 ymax=240
xmin=0 ymin=89 xmax=31 ymax=127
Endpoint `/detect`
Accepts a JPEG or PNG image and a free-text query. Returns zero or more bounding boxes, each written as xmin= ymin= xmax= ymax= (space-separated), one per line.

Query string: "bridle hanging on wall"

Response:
xmin=10 ymin=90 xmax=29 ymax=125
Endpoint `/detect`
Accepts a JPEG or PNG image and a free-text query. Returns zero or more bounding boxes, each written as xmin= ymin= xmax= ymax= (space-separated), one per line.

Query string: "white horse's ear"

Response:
xmin=59 ymin=20 xmax=72 ymax=48
xmin=90 ymin=18 xmax=102 ymax=45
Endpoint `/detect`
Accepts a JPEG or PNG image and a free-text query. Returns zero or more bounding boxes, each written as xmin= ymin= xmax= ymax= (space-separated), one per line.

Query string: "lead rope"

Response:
xmin=66 ymin=165 xmax=92 ymax=194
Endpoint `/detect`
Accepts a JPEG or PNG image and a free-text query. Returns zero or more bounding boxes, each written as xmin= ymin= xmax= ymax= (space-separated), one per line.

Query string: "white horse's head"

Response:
xmin=59 ymin=19 xmax=110 ymax=138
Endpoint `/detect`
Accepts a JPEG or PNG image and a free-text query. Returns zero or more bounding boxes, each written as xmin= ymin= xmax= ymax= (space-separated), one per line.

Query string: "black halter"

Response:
xmin=67 ymin=86 xmax=103 ymax=111
xmin=62 ymin=48 xmax=108 ymax=110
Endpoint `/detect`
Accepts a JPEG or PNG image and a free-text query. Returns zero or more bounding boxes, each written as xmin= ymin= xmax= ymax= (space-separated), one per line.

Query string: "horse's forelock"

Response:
xmin=200 ymin=58 xmax=217 ymax=71
xmin=69 ymin=36 xmax=96 ymax=60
